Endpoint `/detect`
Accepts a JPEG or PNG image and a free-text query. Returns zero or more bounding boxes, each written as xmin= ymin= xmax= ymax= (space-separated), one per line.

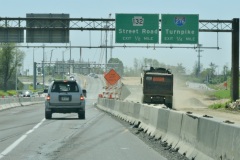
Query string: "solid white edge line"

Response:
xmin=0 ymin=118 xmax=45 ymax=159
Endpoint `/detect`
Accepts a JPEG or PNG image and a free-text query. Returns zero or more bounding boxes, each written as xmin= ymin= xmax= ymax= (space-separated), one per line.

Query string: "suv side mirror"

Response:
xmin=82 ymin=89 xmax=87 ymax=98
xmin=43 ymin=89 xmax=48 ymax=93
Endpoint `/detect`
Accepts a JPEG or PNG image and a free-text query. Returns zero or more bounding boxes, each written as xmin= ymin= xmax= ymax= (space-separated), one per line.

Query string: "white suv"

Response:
xmin=44 ymin=80 xmax=87 ymax=119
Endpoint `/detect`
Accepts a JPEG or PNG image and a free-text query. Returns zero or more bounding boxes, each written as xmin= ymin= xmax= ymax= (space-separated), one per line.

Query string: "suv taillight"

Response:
xmin=46 ymin=95 xmax=50 ymax=101
xmin=80 ymin=95 xmax=84 ymax=101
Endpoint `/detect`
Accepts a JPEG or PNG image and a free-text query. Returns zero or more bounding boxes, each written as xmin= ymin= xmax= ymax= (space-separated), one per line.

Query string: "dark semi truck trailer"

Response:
xmin=141 ymin=67 xmax=173 ymax=108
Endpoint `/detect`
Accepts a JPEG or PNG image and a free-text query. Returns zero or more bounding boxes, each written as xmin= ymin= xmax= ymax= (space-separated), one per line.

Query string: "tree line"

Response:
xmin=0 ymin=44 xmax=232 ymax=92
xmin=123 ymin=58 xmax=231 ymax=84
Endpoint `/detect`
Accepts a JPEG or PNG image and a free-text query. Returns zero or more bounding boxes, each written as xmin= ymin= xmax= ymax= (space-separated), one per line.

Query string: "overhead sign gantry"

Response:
xmin=0 ymin=14 xmax=238 ymax=101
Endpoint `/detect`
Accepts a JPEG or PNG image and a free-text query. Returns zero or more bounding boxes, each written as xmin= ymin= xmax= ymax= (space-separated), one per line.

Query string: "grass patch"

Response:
xmin=209 ymin=103 xmax=226 ymax=109
xmin=208 ymin=89 xmax=231 ymax=110
xmin=209 ymin=100 xmax=231 ymax=109
xmin=211 ymin=89 xmax=231 ymax=99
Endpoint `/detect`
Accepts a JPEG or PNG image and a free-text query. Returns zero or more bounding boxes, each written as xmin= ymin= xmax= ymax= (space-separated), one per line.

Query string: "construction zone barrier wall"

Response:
xmin=0 ymin=97 xmax=45 ymax=111
xmin=97 ymin=98 xmax=240 ymax=160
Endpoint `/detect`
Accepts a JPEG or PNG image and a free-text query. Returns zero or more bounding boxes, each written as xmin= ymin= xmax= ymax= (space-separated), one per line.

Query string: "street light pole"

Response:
xmin=69 ymin=41 xmax=71 ymax=75
xmin=42 ymin=45 xmax=45 ymax=89
xmin=105 ymin=27 xmax=108 ymax=72
xmin=33 ymin=48 xmax=35 ymax=90
xmin=49 ymin=49 xmax=53 ymax=77
xmin=15 ymin=54 xmax=17 ymax=92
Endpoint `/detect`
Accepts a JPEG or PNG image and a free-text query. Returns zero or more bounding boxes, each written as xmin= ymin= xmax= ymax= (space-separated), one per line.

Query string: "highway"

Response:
xmin=0 ymin=75 xmax=167 ymax=160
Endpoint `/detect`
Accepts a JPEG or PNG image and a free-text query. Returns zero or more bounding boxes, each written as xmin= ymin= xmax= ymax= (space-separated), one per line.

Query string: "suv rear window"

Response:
xmin=51 ymin=81 xmax=79 ymax=92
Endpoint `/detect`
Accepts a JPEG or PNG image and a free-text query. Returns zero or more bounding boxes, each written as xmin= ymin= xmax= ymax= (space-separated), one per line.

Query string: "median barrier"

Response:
xmin=96 ymin=99 xmax=107 ymax=112
xmin=131 ymin=103 xmax=141 ymax=125
xmin=97 ymin=97 xmax=102 ymax=105
xmin=19 ymin=97 xmax=32 ymax=106
xmin=124 ymin=101 xmax=133 ymax=123
xmin=153 ymin=107 xmax=170 ymax=139
xmin=162 ymin=110 xmax=183 ymax=149
xmin=96 ymin=98 xmax=240 ymax=160
xmin=146 ymin=105 xmax=163 ymax=136
xmin=0 ymin=97 xmax=45 ymax=111
xmin=118 ymin=101 xmax=130 ymax=121
xmin=215 ymin=122 xmax=240 ymax=160
xmin=112 ymin=100 xmax=121 ymax=117
xmin=104 ymin=98 xmax=112 ymax=113
xmin=125 ymin=101 xmax=138 ymax=124
xmin=119 ymin=101 xmax=130 ymax=122
xmin=0 ymin=97 xmax=21 ymax=110
xmin=176 ymin=113 xmax=213 ymax=160
xmin=139 ymin=104 xmax=151 ymax=132
xmin=196 ymin=116 xmax=222 ymax=159
xmin=107 ymin=99 xmax=115 ymax=110
xmin=0 ymin=98 xmax=5 ymax=105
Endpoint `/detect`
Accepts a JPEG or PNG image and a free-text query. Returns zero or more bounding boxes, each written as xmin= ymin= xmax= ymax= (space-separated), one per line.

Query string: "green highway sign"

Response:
xmin=161 ymin=14 xmax=199 ymax=44
xmin=115 ymin=14 xmax=159 ymax=43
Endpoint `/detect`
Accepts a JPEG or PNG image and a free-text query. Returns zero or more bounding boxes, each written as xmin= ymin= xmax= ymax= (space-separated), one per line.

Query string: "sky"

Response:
xmin=0 ymin=0 xmax=239 ymax=75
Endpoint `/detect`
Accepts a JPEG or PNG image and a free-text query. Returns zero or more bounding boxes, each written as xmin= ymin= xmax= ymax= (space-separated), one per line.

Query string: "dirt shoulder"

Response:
xmin=122 ymin=77 xmax=240 ymax=124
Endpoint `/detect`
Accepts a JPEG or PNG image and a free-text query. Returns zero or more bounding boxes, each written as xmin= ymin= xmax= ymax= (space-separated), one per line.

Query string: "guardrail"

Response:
xmin=97 ymin=98 xmax=240 ymax=160
xmin=0 ymin=96 xmax=45 ymax=111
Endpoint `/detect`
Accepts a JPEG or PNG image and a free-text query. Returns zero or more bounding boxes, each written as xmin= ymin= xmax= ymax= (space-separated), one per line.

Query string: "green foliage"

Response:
xmin=209 ymin=100 xmax=231 ymax=109
xmin=0 ymin=43 xmax=25 ymax=91
xmin=6 ymin=90 xmax=17 ymax=96
xmin=0 ymin=90 xmax=17 ymax=96
xmin=209 ymin=103 xmax=226 ymax=109
xmin=0 ymin=91 xmax=8 ymax=96
xmin=214 ymin=90 xmax=231 ymax=99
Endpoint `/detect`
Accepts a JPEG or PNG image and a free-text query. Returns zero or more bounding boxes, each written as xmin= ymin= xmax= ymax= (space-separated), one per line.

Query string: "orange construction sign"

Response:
xmin=104 ymin=69 xmax=121 ymax=85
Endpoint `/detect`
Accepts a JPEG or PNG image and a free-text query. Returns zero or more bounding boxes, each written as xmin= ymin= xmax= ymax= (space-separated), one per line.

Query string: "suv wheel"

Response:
xmin=78 ymin=111 xmax=85 ymax=119
xmin=45 ymin=111 xmax=52 ymax=119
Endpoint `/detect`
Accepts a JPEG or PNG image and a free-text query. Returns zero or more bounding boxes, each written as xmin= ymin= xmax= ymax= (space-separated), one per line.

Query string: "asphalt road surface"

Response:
xmin=0 ymin=75 xmax=167 ymax=160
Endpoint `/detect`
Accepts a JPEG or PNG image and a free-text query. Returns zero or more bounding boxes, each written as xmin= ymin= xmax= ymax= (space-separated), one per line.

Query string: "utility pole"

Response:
xmin=231 ymin=18 xmax=239 ymax=101
xmin=195 ymin=44 xmax=203 ymax=77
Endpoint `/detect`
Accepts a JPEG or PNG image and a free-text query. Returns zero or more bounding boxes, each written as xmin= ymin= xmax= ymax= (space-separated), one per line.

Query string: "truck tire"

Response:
xmin=142 ymin=95 xmax=148 ymax=103
xmin=166 ymin=103 xmax=173 ymax=109
xmin=45 ymin=111 xmax=52 ymax=119
xmin=78 ymin=111 xmax=85 ymax=119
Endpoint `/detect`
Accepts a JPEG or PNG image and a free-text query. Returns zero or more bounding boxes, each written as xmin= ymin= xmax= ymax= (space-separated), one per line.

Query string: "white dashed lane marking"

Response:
xmin=0 ymin=118 xmax=45 ymax=159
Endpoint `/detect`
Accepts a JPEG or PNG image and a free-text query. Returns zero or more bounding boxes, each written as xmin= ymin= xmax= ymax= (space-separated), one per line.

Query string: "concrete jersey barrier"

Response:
xmin=97 ymin=97 xmax=240 ymax=160
xmin=0 ymin=97 xmax=45 ymax=111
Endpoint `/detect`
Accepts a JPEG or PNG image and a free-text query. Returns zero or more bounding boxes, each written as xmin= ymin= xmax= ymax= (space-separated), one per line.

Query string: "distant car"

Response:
xmin=22 ymin=90 xmax=33 ymax=97
xmin=88 ymin=73 xmax=95 ymax=77
xmin=44 ymin=80 xmax=87 ymax=119
xmin=70 ymin=75 xmax=75 ymax=80
xmin=94 ymin=74 xmax=98 ymax=78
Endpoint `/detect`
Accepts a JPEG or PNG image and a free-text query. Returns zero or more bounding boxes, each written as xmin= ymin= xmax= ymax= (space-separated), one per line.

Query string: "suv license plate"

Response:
xmin=61 ymin=97 xmax=70 ymax=101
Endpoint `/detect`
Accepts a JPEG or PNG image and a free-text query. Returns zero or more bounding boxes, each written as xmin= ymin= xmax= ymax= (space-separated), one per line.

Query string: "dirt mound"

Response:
xmin=185 ymin=97 xmax=207 ymax=107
